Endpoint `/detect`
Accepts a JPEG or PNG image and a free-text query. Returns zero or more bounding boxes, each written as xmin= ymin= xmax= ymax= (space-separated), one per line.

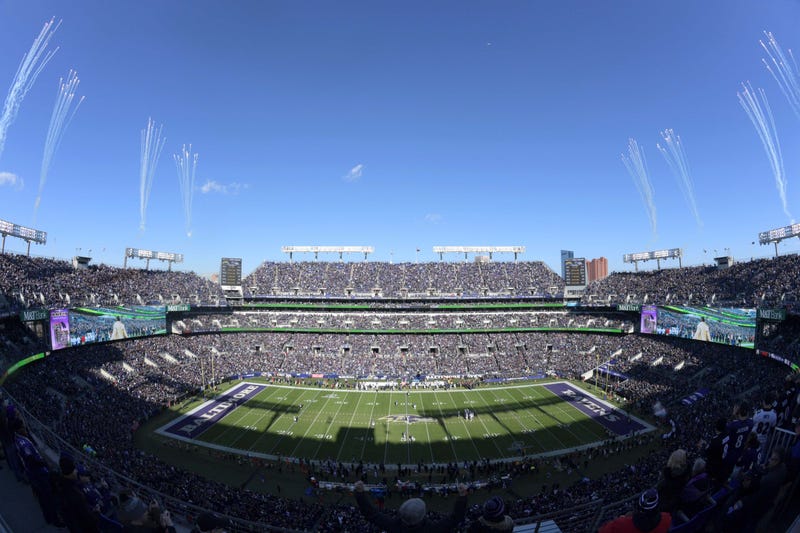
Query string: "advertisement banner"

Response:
xmin=49 ymin=309 xmax=70 ymax=350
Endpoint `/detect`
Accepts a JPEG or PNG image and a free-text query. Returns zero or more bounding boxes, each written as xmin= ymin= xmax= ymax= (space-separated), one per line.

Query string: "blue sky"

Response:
xmin=1 ymin=0 xmax=800 ymax=276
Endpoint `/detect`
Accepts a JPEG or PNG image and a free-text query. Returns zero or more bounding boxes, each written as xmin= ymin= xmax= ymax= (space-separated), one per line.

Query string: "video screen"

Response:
xmin=640 ymin=305 xmax=657 ymax=334
xmin=648 ymin=306 xmax=756 ymax=349
xmin=67 ymin=306 xmax=166 ymax=346
xmin=49 ymin=309 xmax=71 ymax=350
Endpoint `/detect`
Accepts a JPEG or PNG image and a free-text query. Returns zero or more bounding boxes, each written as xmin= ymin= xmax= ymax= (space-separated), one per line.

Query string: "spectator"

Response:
xmin=354 ymin=480 xmax=468 ymax=532
xmin=56 ymin=453 xmax=100 ymax=533
xmin=701 ymin=417 xmax=727 ymax=487
xmin=656 ymin=449 xmax=689 ymax=513
xmin=724 ymin=448 xmax=789 ymax=532
xmin=466 ymin=496 xmax=514 ymax=532
xmin=679 ymin=458 xmax=711 ymax=517
xmin=117 ymin=490 xmax=175 ymax=533
xmin=598 ymin=488 xmax=671 ymax=533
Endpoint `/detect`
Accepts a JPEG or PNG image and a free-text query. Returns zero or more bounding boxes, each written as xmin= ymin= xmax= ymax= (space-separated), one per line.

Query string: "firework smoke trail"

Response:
xmin=621 ymin=138 xmax=657 ymax=238
xmin=737 ymin=82 xmax=792 ymax=221
xmin=760 ymin=31 xmax=800 ymax=120
xmin=173 ymin=144 xmax=198 ymax=237
xmin=0 ymin=18 xmax=61 ymax=162
xmin=34 ymin=70 xmax=84 ymax=219
xmin=139 ymin=118 xmax=166 ymax=231
xmin=656 ymin=129 xmax=702 ymax=228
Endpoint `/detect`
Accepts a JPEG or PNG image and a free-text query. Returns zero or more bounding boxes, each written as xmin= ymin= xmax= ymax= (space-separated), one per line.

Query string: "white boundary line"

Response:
xmin=154 ymin=382 xmax=263 ymax=439
xmin=151 ymin=380 xmax=655 ymax=469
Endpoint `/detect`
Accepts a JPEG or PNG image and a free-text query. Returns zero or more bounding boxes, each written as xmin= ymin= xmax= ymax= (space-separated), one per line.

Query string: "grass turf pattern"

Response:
xmin=159 ymin=381 xmax=647 ymax=467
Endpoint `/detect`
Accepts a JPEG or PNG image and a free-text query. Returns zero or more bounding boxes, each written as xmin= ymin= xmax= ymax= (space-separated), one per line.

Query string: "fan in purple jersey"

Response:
xmin=721 ymin=402 xmax=754 ymax=480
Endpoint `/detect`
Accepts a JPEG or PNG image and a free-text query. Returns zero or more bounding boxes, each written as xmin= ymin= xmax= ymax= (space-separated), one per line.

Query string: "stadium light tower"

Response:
xmin=758 ymin=223 xmax=800 ymax=257
xmin=124 ymin=247 xmax=184 ymax=271
xmin=432 ymin=246 xmax=526 ymax=262
xmin=622 ymin=248 xmax=682 ymax=271
xmin=281 ymin=246 xmax=374 ymax=262
xmin=0 ymin=218 xmax=47 ymax=256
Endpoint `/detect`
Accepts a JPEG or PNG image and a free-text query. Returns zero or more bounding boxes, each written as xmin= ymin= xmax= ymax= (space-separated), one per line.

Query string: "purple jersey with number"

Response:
xmin=722 ymin=418 xmax=754 ymax=465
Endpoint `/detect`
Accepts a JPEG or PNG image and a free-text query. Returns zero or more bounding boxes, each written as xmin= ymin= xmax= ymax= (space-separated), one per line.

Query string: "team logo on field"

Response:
xmin=379 ymin=415 xmax=436 ymax=424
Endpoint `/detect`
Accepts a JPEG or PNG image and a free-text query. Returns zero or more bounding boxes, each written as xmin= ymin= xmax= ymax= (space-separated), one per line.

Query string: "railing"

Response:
xmin=513 ymin=494 xmax=639 ymax=533
xmin=766 ymin=426 xmax=799 ymax=461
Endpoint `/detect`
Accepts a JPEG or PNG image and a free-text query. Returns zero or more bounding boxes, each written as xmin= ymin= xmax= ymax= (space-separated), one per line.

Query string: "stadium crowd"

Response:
xmin=244 ymin=261 xmax=565 ymax=297
xmin=173 ymin=310 xmax=630 ymax=334
xmin=2 ymin=322 xmax=799 ymax=531
xmin=583 ymin=254 xmax=800 ymax=309
xmin=0 ymin=253 xmax=223 ymax=311
xmin=3 ymin=251 xmax=800 ymax=311
xmin=2 ymin=250 xmax=800 ymax=530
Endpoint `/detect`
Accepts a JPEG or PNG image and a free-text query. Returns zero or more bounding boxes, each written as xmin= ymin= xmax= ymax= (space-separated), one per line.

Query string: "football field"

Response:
xmin=156 ymin=381 xmax=652 ymax=466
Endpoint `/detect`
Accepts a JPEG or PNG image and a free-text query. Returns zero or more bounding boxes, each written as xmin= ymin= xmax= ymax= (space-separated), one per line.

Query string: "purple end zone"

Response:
xmin=161 ymin=383 xmax=267 ymax=439
xmin=543 ymin=382 xmax=647 ymax=436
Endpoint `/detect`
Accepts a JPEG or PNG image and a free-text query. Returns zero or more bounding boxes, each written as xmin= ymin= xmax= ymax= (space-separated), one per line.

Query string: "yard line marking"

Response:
xmin=444 ymin=389 xmax=485 ymax=461
xmin=219 ymin=385 xmax=284 ymax=447
xmin=265 ymin=388 xmax=318 ymax=456
xmin=357 ymin=391 xmax=380 ymax=461
xmin=288 ymin=389 xmax=339 ymax=458
xmin=430 ymin=390 xmax=460 ymax=460
xmin=327 ymin=389 xmax=364 ymax=462
xmin=382 ymin=391 xmax=393 ymax=465
xmin=480 ymin=387 xmax=545 ymax=454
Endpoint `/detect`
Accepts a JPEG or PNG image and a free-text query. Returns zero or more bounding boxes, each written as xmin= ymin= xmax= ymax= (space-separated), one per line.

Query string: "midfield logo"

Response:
xmin=379 ymin=415 xmax=436 ymax=424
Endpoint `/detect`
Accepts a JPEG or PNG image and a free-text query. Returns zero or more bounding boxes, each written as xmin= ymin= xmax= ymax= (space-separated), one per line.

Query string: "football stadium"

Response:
xmin=2 ymin=3 xmax=800 ymax=533
xmin=2 ymin=253 xmax=800 ymax=532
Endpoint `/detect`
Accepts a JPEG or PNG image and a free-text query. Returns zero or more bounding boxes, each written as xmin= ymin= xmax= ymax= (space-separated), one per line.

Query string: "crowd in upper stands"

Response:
xmin=244 ymin=261 xmax=565 ymax=297
xmin=3 ymin=252 xmax=800 ymax=308
xmin=583 ymin=254 xmax=800 ymax=308
xmin=0 ymin=254 xmax=223 ymax=311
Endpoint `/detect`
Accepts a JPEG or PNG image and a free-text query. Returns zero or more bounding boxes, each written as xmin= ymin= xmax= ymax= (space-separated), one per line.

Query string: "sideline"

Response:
xmin=153 ymin=380 xmax=655 ymax=470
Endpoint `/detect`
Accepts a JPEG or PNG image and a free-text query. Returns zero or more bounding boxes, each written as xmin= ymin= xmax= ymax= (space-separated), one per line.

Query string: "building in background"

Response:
xmin=586 ymin=257 xmax=608 ymax=282
xmin=560 ymin=250 xmax=574 ymax=279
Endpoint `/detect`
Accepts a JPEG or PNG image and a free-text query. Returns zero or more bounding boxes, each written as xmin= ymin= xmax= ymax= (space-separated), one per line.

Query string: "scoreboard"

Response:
xmin=220 ymin=258 xmax=242 ymax=287
xmin=564 ymin=258 xmax=587 ymax=287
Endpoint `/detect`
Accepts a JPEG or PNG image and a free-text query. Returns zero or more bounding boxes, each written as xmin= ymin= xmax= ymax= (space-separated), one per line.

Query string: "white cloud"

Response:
xmin=0 ymin=171 xmax=23 ymax=189
xmin=200 ymin=180 xmax=247 ymax=195
xmin=343 ymin=163 xmax=364 ymax=182
xmin=424 ymin=213 xmax=443 ymax=223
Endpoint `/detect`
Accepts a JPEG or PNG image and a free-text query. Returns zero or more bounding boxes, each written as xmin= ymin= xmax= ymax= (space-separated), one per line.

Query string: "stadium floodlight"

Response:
xmin=432 ymin=246 xmax=526 ymax=261
xmin=758 ymin=223 xmax=800 ymax=256
xmin=622 ymin=248 xmax=682 ymax=271
xmin=0 ymin=218 xmax=47 ymax=255
xmin=124 ymin=247 xmax=184 ymax=270
xmin=281 ymin=246 xmax=374 ymax=261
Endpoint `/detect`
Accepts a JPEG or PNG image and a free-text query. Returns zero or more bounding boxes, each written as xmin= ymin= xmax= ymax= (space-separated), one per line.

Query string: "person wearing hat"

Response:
xmin=598 ymin=488 xmax=672 ymax=533
xmin=467 ymin=496 xmax=514 ymax=531
xmin=354 ymin=480 xmax=468 ymax=532
xmin=56 ymin=453 xmax=100 ymax=533
xmin=190 ymin=511 xmax=231 ymax=533
xmin=117 ymin=490 xmax=175 ymax=533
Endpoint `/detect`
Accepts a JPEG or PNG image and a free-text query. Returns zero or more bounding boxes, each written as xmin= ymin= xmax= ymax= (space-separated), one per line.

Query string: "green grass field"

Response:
xmin=157 ymin=381 xmax=647 ymax=466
